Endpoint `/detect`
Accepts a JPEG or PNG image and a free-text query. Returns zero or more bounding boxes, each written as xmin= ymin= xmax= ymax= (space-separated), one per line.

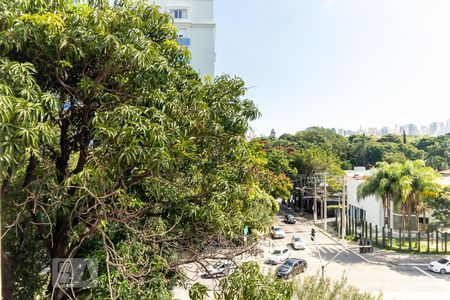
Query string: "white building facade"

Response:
xmin=344 ymin=168 xmax=450 ymax=231
xmin=153 ymin=0 xmax=216 ymax=77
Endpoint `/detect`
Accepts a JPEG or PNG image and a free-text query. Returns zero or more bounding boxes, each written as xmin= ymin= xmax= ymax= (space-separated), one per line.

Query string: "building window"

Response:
xmin=419 ymin=217 xmax=429 ymax=224
xmin=170 ymin=9 xmax=187 ymax=20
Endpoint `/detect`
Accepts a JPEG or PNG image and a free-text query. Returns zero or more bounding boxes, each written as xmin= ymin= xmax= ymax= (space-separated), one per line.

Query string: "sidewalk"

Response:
xmin=281 ymin=203 xmax=443 ymax=266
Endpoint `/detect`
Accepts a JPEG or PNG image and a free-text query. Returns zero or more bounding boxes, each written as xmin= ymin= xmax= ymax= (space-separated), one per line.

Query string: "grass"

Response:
xmin=371 ymin=237 xmax=450 ymax=254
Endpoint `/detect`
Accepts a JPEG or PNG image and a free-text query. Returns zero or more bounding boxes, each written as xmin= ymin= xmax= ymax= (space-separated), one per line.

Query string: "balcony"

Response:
xmin=177 ymin=37 xmax=190 ymax=46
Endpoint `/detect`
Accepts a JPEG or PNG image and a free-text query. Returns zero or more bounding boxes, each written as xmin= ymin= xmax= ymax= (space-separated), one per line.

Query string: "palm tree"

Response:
xmin=357 ymin=162 xmax=403 ymax=227
xmin=398 ymin=160 xmax=440 ymax=231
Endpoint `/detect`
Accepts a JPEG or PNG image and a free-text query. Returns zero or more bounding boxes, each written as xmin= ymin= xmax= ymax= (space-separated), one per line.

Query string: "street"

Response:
xmin=174 ymin=206 xmax=450 ymax=300
xmin=274 ymin=205 xmax=450 ymax=300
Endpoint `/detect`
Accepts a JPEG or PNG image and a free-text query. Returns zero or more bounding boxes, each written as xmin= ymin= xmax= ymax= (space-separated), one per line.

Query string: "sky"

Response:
xmin=214 ymin=0 xmax=450 ymax=136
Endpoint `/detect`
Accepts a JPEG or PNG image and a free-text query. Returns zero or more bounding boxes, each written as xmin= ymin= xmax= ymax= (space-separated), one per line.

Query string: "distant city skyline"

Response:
xmin=215 ymin=1 xmax=450 ymax=137
xmin=254 ymin=117 xmax=450 ymax=139
xmin=335 ymin=117 xmax=450 ymax=137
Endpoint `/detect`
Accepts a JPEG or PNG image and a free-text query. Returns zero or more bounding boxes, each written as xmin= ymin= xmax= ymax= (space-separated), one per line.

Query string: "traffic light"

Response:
xmin=311 ymin=228 xmax=316 ymax=241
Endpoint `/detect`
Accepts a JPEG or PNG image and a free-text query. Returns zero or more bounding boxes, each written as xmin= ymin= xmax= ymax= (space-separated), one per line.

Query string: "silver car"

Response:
xmin=292 ymin=235 xmax=306 ymax=250
xmin=271 ymin=225 xmax=286 ymax=239
xmin=204 ymin=260 xmax=237 ymax=278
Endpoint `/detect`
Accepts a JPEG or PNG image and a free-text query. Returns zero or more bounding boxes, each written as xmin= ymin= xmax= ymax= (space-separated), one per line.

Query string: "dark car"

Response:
xmin=276 ymin=258 xmax=307 ymax=279
xmin=284 ymin=214 xmax=296 ymax=224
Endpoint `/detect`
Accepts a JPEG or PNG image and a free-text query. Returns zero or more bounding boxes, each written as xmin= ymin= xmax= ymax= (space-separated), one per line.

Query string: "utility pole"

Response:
xmin=313 ymin=177 xmax=317 ymax=224
xmin=341 ymin=176 xmax=347 ymax=239
xmin=323 ymin=174 xmax=328 ymax=232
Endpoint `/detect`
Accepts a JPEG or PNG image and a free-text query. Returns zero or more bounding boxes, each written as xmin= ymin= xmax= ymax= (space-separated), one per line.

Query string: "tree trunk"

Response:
xmin=1 ymin=252 xmax=14 ymax=300
xmin=1 ymin=169 xmax=14 ymax=300
xmin=407 ymin=198 xmax=412 ymax=231
xmin=47 ymin=214 xmax=73 ymax=300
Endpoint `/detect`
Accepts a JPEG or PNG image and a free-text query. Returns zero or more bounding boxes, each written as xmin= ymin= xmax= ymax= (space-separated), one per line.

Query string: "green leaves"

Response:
xmin=1 ymin=1 xmax=273 ymax=299
xmin=189 ymin=283 xmax=208 ymax=300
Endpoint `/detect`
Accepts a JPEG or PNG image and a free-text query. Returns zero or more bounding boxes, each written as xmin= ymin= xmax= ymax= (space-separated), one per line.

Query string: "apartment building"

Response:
xmin=153 ymin=0 xmax=216 ymax=77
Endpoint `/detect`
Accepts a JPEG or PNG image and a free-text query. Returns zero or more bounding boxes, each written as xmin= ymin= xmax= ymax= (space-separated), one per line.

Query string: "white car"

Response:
xmin=292 ymin=235 xmax=306 ymax=250
xmin=204 ymin=260 xmax=237 ymax=278
xmin=271 ymin=225 xmax=286 ymax=239
xmin=428 ymin=257 xmax=450 ymax=274
xmin=268 ymin=247 xmax=290 ymax=264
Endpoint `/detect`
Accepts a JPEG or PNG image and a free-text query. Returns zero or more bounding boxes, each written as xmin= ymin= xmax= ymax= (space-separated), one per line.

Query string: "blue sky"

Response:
xmin=214 ymin=0 xmax=450 ymax=136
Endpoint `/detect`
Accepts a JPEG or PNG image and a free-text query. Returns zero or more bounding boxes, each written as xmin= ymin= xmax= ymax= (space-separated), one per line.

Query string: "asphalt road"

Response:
xmin=275 ymin=205 xmax=450 ymax=300
xmin=174 ymin=207 xmax=450 ymax=300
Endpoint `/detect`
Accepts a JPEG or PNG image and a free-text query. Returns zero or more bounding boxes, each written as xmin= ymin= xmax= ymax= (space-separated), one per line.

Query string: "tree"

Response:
xmin=0 ymin=1 xmax=275 ymax=298
xmin=346 ymin=134 xmax=378 ymax=167
xmin=378 ymin=134 xmax=402 ymax=144
xmin=426 ymin=156 xmax=449 ymax=171
xmin=290 ymin=147 xmax=343 ymax=178
xmin=190 ymin=262 xmax=382 ymax=300
xmin=426 ymin=134 xmax=450 ymax=167
xmin=382 ymin=152 xmax=407 ymax=164
xmin=396 ymin=160 xmax=440 ymax=231
xmin=427 ymin=188 xmax=450 ymax=230
xmin=213 ymin=262 xmax=295 ymax=300
xmin=358 ymin=160 xmax=439 ymax=230
xmin=357 ymin=162 xmax=403 ymax=227
xmin=248 ymin=140 xmax=293 ymax=201
xmin=294 ymin=127 xmax=348 ymax=160
xmin=413 ymin=136 xmax=435 ymax=151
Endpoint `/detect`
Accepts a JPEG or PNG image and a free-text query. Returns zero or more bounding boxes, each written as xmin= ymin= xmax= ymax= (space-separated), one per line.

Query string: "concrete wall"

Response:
xmin=346 ymin=177 xmax=386 ymax=227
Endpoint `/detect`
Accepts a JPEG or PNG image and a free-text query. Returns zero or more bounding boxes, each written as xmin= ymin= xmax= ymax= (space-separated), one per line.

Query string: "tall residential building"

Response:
xmin=429 ymin=122 xmax=438 ymax=135
xmin=367 ymin=127 xmax=379 ymax=136
xmin=406 ymin=124 xmax=418 ymax=136
xmin=420 ymin=126 xmax=428 ymax=136
xmin=153 ymin=0 xmax=216 ymax=77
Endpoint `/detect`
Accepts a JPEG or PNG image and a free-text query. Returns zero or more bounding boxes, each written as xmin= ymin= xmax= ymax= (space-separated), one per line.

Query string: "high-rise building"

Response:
xmin=367 ymin=127 xmax=379 ymax=136
xmin=406 ymin=124 xmax=418 ymax=136
xmin=380 ymin=127 xmax=389 ymax=136
xmin=420 ymin=126 xmax=428 ymax=136
xmin=437 ymin=122 xmax=446 ymax=135
xmin=153 ymin=0 xmax=216 ymax=77
xmin=429 ymin=122 xmax=438 ymax=136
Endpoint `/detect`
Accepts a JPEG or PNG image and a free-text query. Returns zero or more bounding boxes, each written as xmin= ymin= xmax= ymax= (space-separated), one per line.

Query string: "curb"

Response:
xmin=282 ymin=204 xmax=430 ymax=267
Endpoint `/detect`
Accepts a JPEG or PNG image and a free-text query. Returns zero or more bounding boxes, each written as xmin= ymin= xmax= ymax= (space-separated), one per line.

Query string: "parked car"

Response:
xmin=284 ymin=214 xmax=296 ymax=224
xmin=204 ymin=260 xmax=237 ymax=278
xmin=268 ymin=247 xmax=290 ymax=264
xmin=270 ymin=225 xmax=286 ymax=239
xmin=292 ymin=235 xmax=306 ymax=250
xmin=428 ymin=257 xmax=450 ymax=274
xmin=276 ymin=258 xmax=308 ymax=279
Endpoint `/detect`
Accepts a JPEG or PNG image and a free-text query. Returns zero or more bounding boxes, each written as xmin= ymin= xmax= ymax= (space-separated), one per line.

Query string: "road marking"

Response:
xmin=413 ymin=266 xmax=435 ymax=279
xmin=413 ymin=266 xmax=450 ymax=291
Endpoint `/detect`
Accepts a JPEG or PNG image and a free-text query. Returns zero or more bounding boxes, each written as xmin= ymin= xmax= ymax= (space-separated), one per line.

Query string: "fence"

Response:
xmin=334 ymin=213 xmax=450 ymax=254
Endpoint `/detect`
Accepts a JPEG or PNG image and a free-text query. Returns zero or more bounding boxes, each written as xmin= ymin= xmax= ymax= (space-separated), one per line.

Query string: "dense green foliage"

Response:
xmin=273 ymin=128 xmax=450 ymax=172
xmin=189 ymin=262 xmax=382 ymax=300
xmin=0 ymin=1 xmax=278 ymax=299
xmin=357 ymin=161 xmax=440 ymax=229
xmin=257 ymin=127 xmax=450 ymax=182
xmin=427 ymin=187 xmax=450 ymax=230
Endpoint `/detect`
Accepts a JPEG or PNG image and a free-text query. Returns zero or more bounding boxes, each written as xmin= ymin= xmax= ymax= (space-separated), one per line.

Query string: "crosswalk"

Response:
xmin=311 ymin=244 xmax=346 ymax=254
